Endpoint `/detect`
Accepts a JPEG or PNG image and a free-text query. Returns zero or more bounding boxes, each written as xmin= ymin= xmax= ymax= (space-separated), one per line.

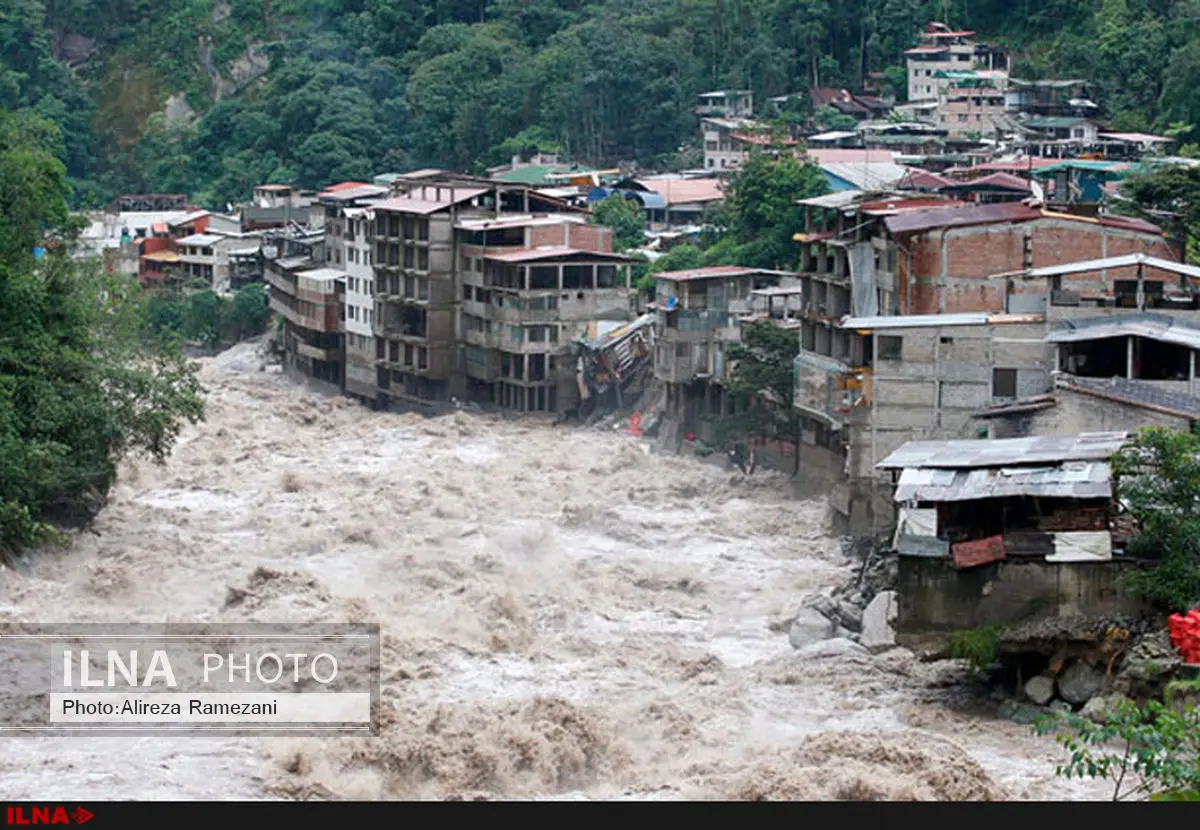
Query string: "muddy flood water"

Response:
xmin=0 ymin=344 xmax=1110 ymax=800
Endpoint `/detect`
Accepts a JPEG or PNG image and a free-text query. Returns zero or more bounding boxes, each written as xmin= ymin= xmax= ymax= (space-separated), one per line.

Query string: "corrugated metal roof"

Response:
xmin=1047 ymin=312 xmax=1200 ymax=350
xmin=655 ymin=265 xmax=797 ymax=282
xmin=893 ymin=461 xmax=1112 ymax=502
xmin=840 ymin=312 xmax=1043 ymax=330
xmin=175 ymin=233 xmax=224 ymax=247
xmin=795 ymin=190 xmax=867 ymax=209
xmin=876 ymin=432 xmax=1129 ymax=470
xmin=821 ymin=161 xmax=910 ymax=191
xmin=1059 ymin=375 xmax=1200 ymax=419
xmin=1023 ymin=253 xmax=1197 ymax=280
xmin=884 ymin=201 xmax=1041 ymax=235
xmin=295 ymin=267 xmax=346 ymax=281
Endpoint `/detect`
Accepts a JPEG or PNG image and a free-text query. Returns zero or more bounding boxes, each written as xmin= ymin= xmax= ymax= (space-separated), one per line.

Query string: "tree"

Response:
xmin=1120 ymin=164 xmax=1200 ymax=263
xmin=719 ymin=149 xmax=829 ymax=270
xmin=0 ymin=110 xmax=204 ymax=557
xmin=1110 ymin=426 xmax=1200 ymax=611
xmin=226 ymin=283 xmax=270 ymax=341
xmin=184 ymin=290 xmax=226 ymax=351
xmin=1033 ymin=698 xmax=1200 ymax=801
xmin=591 ymin=196 xmax=645 ymax=253
xmin=718 ymin=321 xmax=802 ymax=475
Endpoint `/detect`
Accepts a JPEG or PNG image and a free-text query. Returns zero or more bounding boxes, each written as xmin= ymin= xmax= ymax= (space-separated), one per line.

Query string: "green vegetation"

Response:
xmin=718 ymin=321 xmax=801 ymax=472
xmin=590 ymin=197 xmax=644 ymax=253
xmin=1033 ymin=698 xmax=1200 ymax=801
xmin=0 ymin=110 xmax=205 ymax=559
xmin=7 ymin=1 xmax=1200 ymax=209
xmin=949 ymin=625 xmax=1003 ymax=670
xmin=632 ymin=150 xmax=828 ymax=294
xmin=144 ymin=285 xmax=272 ymax=351
xmin=1110 ymin=425 xmax=1200 ymax=612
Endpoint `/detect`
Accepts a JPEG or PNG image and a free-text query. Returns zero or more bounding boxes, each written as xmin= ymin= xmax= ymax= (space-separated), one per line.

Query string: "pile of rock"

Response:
xmin=1019 ymin=659 xmax=1129 ymax=721
xmin=787 ymin=589 xmax=901 ymax=656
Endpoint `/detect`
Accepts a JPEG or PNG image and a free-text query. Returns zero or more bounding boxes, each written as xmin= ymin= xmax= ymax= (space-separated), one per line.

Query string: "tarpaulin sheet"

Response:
xmin=849 ymin=242 xmax=880 ymax=318
xmin=952 ymin=534 xmax=1007 ymax=569
xmin=896 ymin=507 xmax=937 ymax=537
xmin=1045 ymin=531 xmax=1113 ymax=563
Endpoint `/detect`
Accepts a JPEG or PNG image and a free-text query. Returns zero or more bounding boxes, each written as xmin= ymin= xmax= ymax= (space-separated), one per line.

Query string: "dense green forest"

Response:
xmin=5 ymin=0 xmax=1200 ymax=209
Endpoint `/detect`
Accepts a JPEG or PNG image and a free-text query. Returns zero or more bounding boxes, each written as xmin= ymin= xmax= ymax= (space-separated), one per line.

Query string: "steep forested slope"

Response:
xmin=4 ymin=0 xmax=1200 ymax=208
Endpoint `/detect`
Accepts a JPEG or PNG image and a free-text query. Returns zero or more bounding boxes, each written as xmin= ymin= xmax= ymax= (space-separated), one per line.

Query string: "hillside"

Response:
xmin=5 ymin=0 xmax=1200 ymax=209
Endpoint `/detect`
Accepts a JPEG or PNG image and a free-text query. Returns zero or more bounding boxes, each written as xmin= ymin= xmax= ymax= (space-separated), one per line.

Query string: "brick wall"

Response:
xmin=529 ymin=224 xmax=569 ymax=248
xmin=900 ymin=218 xmax=1180 ymax=315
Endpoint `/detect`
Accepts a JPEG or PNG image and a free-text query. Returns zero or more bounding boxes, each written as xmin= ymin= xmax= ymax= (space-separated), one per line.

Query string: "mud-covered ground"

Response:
xmin=0 ymin=344 xmax=1108 ymax=800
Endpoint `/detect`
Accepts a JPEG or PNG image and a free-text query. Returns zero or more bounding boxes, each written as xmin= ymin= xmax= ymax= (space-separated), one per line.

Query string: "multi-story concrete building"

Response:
xmin=701 ymin=117 xmax=773 ymax=173
xmin=310 ymin=182 xmax=389 ymax=403
xmin=696 ymin=90 xmax=754 ymax=118
xmin=652 ymin=266 xmax=797 ymax=442
xmin=369 ymin=185 xmax=493 ymax=408
xmin=266 ymin=258 xmax=345 ymax=394
xmin=935 ymin=71 xmax=1009 ymax=138
xmin=905 ymin=22 xmax=1009 ymax=104
xmin=792 ymin=252 xmax=1200 ymax=535
xmin=457 ymin=215 xmax=635 ymax=412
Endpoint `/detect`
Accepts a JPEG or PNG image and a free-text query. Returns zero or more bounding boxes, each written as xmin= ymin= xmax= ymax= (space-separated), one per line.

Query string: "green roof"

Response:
xmin=1023 ymin=116 xmax=1091 ymax=129
xmin=493 ymin=164 xmax=570 ymax=184
xmin=1031 ymin=160 xmax=1128 ymax=178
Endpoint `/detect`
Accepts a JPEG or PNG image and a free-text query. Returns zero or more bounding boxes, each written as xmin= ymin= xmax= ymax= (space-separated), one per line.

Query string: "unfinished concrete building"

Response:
xmin=652 ymin=266 xmax=797 ymax=443
xmin=457 ymin=215 xmax=635 ymax=413
xmin=266 ymin=259 xmax=345 ymax=394
xmin=798 ymin=253 xmax=1200 ymax=536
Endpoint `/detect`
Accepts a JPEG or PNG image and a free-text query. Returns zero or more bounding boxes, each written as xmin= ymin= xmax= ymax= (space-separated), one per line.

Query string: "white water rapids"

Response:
xmin=0 ymin=343 xmax=1110 ymax=800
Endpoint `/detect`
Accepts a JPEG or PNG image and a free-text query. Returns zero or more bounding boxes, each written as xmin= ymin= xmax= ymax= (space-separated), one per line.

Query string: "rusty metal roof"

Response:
xmin=893 ymin=461 xmax=1112 ymax=502
xmin=883 ymin=201 xmax=1041 ymax=235
xmin=877 ymin=432 xmax=1129 ymax=470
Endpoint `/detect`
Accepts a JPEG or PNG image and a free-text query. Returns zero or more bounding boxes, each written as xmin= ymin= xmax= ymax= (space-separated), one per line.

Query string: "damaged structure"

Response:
xmin=877 ymin=432 xmax=1148 ymax=654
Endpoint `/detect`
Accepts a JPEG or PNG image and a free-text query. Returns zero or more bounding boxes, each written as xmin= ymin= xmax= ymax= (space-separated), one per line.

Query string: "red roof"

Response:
xmin=884 ymin=202 xmax=1042 ymax=235
xmin=896 ymin=169 xmax=953 ymax=190
xmin=862 ymin=197 xmax=968 ymax=214
xmin=483 ymin=246 xmax=634 ymax=264
xmin=323 ymin=181 xmax=371 ymax=192
xmin=942 ymin=172 xmax=1032 ymax=192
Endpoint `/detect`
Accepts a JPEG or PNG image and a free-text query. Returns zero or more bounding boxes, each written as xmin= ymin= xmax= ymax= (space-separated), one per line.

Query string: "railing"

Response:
xmin=792 ymin=351 xmax=867 ymax=425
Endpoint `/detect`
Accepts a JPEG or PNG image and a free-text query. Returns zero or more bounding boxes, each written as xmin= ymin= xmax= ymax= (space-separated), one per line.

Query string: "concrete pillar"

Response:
xmin=1191 ymin=349 xmax=1196 ymax=396
xmin=1127 ymin=336 xmax=1134 ymax=379
xmin=557 ymin=265 xmax=564 ymax=291
xmin=523 ymin=266 xmax=529 ymax=291
xmin=592 ymin=264 xmax=598 ymax=289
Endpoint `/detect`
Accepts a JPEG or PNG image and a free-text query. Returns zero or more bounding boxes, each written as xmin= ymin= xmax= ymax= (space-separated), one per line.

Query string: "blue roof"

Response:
xmin=822 ymin=170 xmax=859 ymax=192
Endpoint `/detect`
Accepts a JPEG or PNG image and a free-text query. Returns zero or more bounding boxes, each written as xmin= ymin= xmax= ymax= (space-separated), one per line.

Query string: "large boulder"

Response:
xmin=1080 ymin=694 xmax=1130 ymax=723
xmin=794 ymin=638 xmax=870 ymax=661
xmin=860 ymin=590 xmax=898 ymax=653
xmin=1057 ymin=660 xmax=1105 ymax=705
xmin=799 ymin=592 xmax=840 ymax=622
xmin=789 ymin=608 xmax=836 ymax=650
xmin=1024 ymin=674 xmax=1056 ymax=706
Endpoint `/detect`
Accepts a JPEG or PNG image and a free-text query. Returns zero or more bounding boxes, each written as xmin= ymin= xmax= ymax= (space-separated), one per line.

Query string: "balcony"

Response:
xmin=793 ymin=351 xmax=870 ymax=427
xmin=294 ymin=342 xmax=340 ymax=362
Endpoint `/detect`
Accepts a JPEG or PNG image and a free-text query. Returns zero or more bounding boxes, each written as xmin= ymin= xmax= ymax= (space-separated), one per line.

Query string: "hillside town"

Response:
xmin=54 ymin=18 xmax=1200 ymax=797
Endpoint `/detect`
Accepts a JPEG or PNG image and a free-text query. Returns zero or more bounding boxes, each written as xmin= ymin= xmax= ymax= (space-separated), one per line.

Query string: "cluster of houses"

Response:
xmin=68 ymin=21 xmax=1200 ymax=649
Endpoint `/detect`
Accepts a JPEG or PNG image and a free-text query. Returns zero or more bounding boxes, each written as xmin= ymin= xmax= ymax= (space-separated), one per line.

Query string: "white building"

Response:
xmin=905 ymin=22 xmax=1010 ymax=104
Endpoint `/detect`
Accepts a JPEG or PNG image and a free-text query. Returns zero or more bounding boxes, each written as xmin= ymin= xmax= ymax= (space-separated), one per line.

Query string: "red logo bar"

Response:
xmin=5 ymin=807 xmax=94 ymax=825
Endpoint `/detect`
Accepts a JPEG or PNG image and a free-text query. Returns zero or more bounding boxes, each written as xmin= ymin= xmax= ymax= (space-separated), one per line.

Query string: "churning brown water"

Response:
xmin=0 ymin=343 xmax=1109 ymax=800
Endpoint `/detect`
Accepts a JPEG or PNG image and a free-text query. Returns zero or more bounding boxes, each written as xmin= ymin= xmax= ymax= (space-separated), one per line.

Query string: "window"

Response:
xmin=939 ymin=336 xmax=954 ymax=345
xmin=993 ymin=368 xmax=1018 ymax=399
xmin=877 ymin=335 xmax=903 ymax=361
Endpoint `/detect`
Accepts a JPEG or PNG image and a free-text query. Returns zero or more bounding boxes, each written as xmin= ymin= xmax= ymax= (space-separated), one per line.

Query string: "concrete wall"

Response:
xmin=896 ymin=556 xmax=1149 ymax=635
xmin=985 ymin=386 xmax=1192 ymax=439
xmin=856 ymin=322 xmax=1050 ymax=481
